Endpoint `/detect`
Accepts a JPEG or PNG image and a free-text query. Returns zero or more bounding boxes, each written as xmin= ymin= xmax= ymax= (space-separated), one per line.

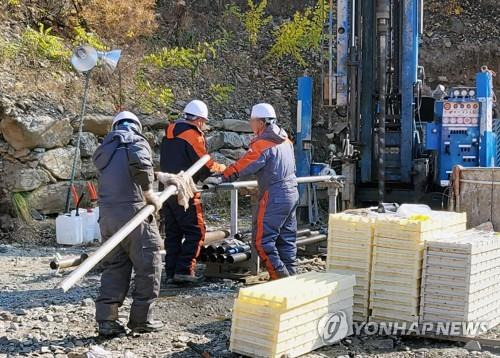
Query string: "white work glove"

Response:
xmin=155 ymin=171 xmax=197 ymax=211
xmin=143 ymin=189 xmax=161 ymax=213
xmin=156 ymin=172 xmax=180 ymax=186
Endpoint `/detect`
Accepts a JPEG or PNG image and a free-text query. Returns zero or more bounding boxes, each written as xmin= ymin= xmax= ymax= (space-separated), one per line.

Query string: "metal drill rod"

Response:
xmin=376 ymin=0 xmax=390 ymax=212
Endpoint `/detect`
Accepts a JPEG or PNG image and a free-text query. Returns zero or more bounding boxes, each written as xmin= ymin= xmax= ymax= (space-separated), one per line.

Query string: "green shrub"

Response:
xmin=11 ymin=192 xmax=32 ymax=223
xmin=228 ymin=0 xmax=272 ymax=47
xmin=135 ymin=69 xmax=175 ymax=113
xmin=73 ymin=26 xmax=108 ymax=51
xmin=142 ymin=41 xmax=217 ymax=78
xmin=266 ymin=0 xmax=328 ymax=67
xmin=210 ymin=83 xmax=234 ymax=104
xmin=21 ymin=23 xmax=70 ymax=62
xmin=0 ymin=37 xmax=21 ymax=61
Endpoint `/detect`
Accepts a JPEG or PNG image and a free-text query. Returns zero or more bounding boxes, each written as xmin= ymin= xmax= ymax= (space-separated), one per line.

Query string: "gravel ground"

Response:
xmin=1 ymin=243 xmax=500 ymax=358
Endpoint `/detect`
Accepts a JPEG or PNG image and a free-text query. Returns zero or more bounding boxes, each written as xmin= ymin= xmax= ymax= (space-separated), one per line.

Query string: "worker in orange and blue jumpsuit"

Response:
xmin=160 ymin=100 xmax=226 ymax=284
xmin=222 ymin=103 xmax=299 ymax=280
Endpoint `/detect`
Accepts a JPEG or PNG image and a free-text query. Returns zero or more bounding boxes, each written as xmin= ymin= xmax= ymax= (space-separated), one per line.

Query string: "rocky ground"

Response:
xmin=1 ymin=241 xmax=500 ymax=358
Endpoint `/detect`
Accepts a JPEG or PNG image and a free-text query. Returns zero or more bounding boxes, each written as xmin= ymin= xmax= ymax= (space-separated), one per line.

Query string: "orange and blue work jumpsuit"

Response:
xmin=223 ymin=123 xmax=299 ymax=279
xmin=160 ymin=120 xmax=225 ymax=279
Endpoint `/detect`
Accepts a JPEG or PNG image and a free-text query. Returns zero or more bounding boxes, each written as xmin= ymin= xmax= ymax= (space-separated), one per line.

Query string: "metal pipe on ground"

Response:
xmin=57 ymin=155 xmax=211 ymax=292
xmin=50 ymin=254 xmax=89 ymax=270
xmin=216 ymin=254 xmax=227 ymax=263
xmin=296 ymin=228 xmax=312 ymax=237
xmin=205 ymin=230 xmax=230 ymax=244
xmin=296 ymin=234 xmax=327 ymax=246
xmin=227 ymin=252 xmax=251 ymax=264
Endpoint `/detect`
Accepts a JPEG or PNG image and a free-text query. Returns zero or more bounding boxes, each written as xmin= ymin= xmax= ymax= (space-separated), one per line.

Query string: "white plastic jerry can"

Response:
xmin=56 ymin=214 xmax=84 ymax=245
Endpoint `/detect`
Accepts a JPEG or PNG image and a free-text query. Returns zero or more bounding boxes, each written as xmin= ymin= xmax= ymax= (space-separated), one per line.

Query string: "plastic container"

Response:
xmin=69 ymin=208 xmax=101 ymax=243
xmin=310 ymin=162 xmax=327 ymax=176
xmin=56 ymin=214 xmax=83 ymax=245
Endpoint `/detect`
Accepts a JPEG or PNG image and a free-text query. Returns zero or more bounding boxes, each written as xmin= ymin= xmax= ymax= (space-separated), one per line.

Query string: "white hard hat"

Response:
xmin=112 ymin=111 xmax=142 ymax=131
xmin=183 ymin=100 xmax=208 ymax=120
xmin=251 ymin=103 xmax=276 ymax=120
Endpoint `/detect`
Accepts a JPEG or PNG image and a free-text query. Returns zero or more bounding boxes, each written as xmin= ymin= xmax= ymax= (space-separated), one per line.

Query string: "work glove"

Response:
xmin=155 ymin=171 xmax=197 ymax=211
xmin=215 ymin=163 xmax=227 ymax=173
xmin=143 ymin=189 xmax=162 ymax=213
xmin=203 ymin=175 xmax=224 ymax=186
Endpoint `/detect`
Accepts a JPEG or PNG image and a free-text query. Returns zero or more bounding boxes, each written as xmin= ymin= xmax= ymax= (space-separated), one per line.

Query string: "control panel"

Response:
xmin=426 ymin=98 xmax=481 ymax=186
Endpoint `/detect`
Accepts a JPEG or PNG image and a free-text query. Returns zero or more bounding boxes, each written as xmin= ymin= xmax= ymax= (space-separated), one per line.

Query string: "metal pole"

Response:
xmin=65 ymin=71 xmax=92 ymax=213
xmin=210 ymin=175 xmax=344 ymax=190
xmin=230 ymin=189 xmax=238 ymax=235
xmin=328 ymin=186 xmax=339 ymax=214
xmin=57 ymin=155 xmax=211 ymax=292
xmin=376 ymin=0 xmax=390 ymax=212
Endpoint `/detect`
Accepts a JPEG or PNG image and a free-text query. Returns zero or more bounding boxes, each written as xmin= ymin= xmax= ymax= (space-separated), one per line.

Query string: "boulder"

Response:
xmin=206 ymin=132 xmax=225 ymax=153
xmin=2 ymin=162 xmax=50 ymax=192
xmin=71 ymin=132 xmax=98 ymax=158
xmin=142 ymin=116 xmax=168 ymax=130
xmin=220 ymin=148 xmax=246 ymax=160
xmin=142 ymin=131 xmax=157 ymax=149
xmin=81 ymin=114 xmax=113 ymax=136
xmin=27 ymin=181 xmax=90 ymax=214
xmin=221 ymin=131 xmax=243 ymax=149
xmin=0 ymin=114 xmax=73 ymax=150
xmin=211 ymin=152 xmax=235 ymax=167
xmin=39 ymin=147 xmax=81 ymax=180
xmin=222 ymin=119 xmax=252 ymax=133
xmin=81 ymin=158 xmax=98 ymax=180
xmin=239 ymin=134 xmax=253 ymax=149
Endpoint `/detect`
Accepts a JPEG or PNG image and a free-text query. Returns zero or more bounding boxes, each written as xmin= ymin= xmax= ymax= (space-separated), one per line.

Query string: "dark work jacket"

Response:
xmin=93 ymin=126 xmax=154 ymax=208
xmin=160 ymin=120 xmax=224 ymax=183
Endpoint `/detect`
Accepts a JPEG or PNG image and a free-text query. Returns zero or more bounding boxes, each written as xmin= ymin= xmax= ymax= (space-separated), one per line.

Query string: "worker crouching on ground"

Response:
xmin=222 ymin=103 xmax=299 ymax=279
xmin=159 ymin=100 xmax=226 ymax=284
xmin=92 ymin=111 xmax=163 ymax=336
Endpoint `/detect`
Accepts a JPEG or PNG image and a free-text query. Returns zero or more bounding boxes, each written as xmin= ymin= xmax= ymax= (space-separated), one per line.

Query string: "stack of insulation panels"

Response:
xmin=327 ymin=211 xmax=376 ymax=322
xmin=369 ymin=211 xmax=467 ymax=323
xmin=230 ymin=272 xmax=355 ymax=358
xmin=421 ymin=229 xmax=500 ymax=333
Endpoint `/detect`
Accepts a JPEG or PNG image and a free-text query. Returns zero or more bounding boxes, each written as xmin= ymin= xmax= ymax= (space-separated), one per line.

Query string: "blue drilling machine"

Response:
xmin=295 ymin=0 xmax=497 ymax=210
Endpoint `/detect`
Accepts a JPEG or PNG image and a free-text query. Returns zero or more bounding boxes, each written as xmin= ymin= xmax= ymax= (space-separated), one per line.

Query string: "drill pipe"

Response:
xmin=296 ymin=234 xmax=327 ymax=246
xmin=227 ymin=252 xmax=251 ymax=264
xmin=50 ymin=253 xmax=89 ymax=270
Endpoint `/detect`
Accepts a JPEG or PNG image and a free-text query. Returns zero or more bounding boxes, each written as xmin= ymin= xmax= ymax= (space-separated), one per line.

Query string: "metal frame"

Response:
xmin=203 ymin=175 xmax=344 ymax=280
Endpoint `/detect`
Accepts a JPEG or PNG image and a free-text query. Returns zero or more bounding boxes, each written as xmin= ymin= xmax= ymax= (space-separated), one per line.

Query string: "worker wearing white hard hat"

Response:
xmin=159 ymin=100 xmax=226 ymax=284
xmin=222 ymin=103 xmax=299 ymax=280
xmin=93 ymin=111 xmax=163 ymax=336
xmin=111 ymin=110 xmax=143 ymax=132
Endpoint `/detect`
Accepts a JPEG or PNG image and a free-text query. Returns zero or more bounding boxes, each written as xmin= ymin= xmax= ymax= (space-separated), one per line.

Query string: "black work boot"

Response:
xmin=127 ymin=320 xmax=164 ymax=333
xmin=173 ymin=273 xmax=202 ymax=284
xmin=98 ymin=320 xmax=126 ymax=337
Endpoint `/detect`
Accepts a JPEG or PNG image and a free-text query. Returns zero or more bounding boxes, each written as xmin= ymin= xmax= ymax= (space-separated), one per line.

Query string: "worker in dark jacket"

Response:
xmin=93 ymin=111 xmax=163 ymax=336
xmin=160 ymin=100 xmax=226 ymax=284
xmin=223 ymin=103 xmax=299 ymax=280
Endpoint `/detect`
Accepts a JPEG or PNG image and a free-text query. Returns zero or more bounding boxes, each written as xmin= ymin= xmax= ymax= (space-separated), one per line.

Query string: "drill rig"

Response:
xmin=293 ymin=0 xmax=497 ymax=209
